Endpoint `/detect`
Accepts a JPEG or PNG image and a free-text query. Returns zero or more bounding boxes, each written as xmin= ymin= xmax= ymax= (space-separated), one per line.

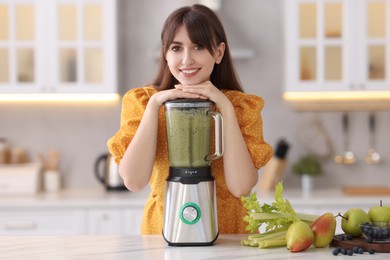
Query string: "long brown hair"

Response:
xmin=152 ymin=4 xmax=244 ymax=92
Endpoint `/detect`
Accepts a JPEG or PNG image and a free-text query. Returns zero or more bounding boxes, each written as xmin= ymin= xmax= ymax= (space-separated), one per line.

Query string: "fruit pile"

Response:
xmin=331 ymin=200 xmax=390 ymax=256
xmin=241 ymin=182 xmax=390 ymax=255
xmin=339 ymin=200 xmax=390 ymax=243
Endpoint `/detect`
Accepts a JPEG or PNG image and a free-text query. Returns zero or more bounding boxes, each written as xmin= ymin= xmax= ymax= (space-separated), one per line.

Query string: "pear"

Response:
xmin=286 ymin=221 xmax=314 ymax=252
xmin=340 ymin=208 xmax=370 ymax=237
xmin=310 ymin=212 xmax=336 ymax=248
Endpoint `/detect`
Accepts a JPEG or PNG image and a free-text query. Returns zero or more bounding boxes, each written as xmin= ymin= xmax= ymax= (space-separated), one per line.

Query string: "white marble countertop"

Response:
xmin=0 ymin=234 xmax=388 ymax=260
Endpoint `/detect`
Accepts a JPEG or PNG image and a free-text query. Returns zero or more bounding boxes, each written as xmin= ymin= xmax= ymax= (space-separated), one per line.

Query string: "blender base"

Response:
xmin=163 ymin=231 xmax=219 ymax=247
xmin=162 ymin=180 xmax=218 ymax=246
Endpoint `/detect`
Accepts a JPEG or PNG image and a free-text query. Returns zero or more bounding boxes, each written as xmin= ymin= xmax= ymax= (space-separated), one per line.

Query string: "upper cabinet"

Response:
xmin=284 ymin=0 xmax=390 ymax=110
xmin=0 ymin=0 xmax=117 ymax=94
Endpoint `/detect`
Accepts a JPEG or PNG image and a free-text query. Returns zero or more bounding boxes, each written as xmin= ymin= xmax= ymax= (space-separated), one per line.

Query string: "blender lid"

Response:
xmin=164 ymin=99 xmax=215 ymax=108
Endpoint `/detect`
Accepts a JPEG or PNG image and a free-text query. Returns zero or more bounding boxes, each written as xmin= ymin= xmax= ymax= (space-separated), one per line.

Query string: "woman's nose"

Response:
xmin=182 ymin=49 xmax=194 ymax=65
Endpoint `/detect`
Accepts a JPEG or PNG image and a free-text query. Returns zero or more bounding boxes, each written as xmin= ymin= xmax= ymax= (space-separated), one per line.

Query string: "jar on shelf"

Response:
xmin=0 ymin=138 xmax=11 ymax=164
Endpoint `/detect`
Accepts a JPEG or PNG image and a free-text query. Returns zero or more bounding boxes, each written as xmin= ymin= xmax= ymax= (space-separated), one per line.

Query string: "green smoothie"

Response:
xmin=165 ymin=107 xmax=212 ymax=168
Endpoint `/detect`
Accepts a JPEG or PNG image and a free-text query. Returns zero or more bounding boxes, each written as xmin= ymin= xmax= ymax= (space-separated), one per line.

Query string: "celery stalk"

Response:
xmin=251 ymin=231 xmax=286 ymax=242
xmin=257 ymin=239 xmax=287 ymax=248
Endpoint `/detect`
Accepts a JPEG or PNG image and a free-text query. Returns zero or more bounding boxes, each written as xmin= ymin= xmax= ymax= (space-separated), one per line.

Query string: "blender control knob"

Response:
xmin=180 ymin=202 xmax=201 ymax=225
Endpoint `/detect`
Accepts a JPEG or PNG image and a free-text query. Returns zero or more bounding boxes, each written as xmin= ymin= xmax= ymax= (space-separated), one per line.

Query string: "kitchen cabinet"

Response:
xmin=0 ymin=188 xmax=147 ymax=236
xmin=0 ymin=208 xmax=85 ymax=235
xmin=0 ymin=206 xmax=143 ymax=236
xmin=87 ymin=207 xmax=144 ymax=235
xmin=123 ymin=207 xmax=144 ymax=235
xmin=284 ymin=0 xmax=390 ymax=110
xmin=87 ymin=208 xmax=123 ymax=235
xmin=0 ymin=0 xmax=117 ymax=94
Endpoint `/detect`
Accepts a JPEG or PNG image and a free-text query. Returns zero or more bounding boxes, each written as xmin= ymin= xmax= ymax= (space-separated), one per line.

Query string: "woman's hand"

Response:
xmin=150 ymin=87 xmax=207 ymax=108
xmin=175 ymin=81 xmax=233 ymax=113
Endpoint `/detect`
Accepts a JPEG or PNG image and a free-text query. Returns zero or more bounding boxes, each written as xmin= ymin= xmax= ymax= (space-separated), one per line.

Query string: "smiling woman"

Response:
xmin=107 ymin=4 xmax=273 ymax=237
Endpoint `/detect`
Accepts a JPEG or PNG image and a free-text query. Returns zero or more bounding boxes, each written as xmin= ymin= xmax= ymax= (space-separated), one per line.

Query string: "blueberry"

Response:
xmin=368 ymin=248 xmax=375 ymax=254
xmin=341 ymin=248 xmax=347 ymax=255
xmin=382 ymin=229 xmax=388 ymax=238
xmin=347 ymin=249 xmax=353 ymax=256
xmin=352 ymin=246 xmax=359 ymax=253
xmin=366 ymin=236 xmax=373 ymax=243
xmin=346 ymin=234 xmax=353 ymax=240
xmin=358 ymin=247 xmax=364 ymax=254
xmin=332 ymin=248 xmax=340 ymax=255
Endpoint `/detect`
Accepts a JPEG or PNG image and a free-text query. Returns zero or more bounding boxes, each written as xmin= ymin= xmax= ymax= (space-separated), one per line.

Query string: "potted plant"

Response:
xmin=292 ymin=154 xmax=323 ymax=196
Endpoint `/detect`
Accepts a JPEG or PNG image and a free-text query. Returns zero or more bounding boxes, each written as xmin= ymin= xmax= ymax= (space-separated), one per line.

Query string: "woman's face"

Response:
xmin=165 ymin=25 xmax=225 ymax=85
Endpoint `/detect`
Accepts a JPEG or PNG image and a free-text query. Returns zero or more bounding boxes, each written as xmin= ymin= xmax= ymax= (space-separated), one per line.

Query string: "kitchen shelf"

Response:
xmin=283 ymin=91 xmax=390 ymax=111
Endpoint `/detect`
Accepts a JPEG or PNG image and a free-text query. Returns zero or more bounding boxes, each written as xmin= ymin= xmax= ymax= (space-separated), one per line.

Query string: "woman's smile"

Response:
xmin=180 ymin=68 xmax=201 ymax=77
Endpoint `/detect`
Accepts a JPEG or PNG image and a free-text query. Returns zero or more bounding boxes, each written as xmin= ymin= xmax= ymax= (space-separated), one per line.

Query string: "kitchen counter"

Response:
xmin=0 ymin=234 xmax=388 ymax=259
xmin=0 ymin=187 xmax=150 ymax=208
xmin=0 ymin=187 xmax=387 ymax=208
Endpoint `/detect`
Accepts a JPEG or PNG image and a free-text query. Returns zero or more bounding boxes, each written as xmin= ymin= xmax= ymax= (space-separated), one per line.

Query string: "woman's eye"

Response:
xmin=171 ymin=45 xmax=182 ymax=52
xmin=194 ymin=45 xmax=204 ymax=51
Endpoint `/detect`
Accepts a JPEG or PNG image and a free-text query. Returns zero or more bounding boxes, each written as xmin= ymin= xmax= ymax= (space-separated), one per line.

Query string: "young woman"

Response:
xmin=107 ymin=4 xmax=273 ymax=234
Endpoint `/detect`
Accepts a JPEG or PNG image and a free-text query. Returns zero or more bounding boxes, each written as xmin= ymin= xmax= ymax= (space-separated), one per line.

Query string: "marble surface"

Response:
xmin=1 ymin=234 xmax=389 ymax=260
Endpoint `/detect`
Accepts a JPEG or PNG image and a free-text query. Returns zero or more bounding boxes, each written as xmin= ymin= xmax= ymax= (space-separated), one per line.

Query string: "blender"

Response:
xmin=162 ymin=99 xmax=223 ymax=246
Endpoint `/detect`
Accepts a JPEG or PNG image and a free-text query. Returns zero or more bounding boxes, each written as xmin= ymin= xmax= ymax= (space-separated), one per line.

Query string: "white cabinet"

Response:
xmin=285 ymin=0 xmax=390 ymax=93
xmin=123 ymin=207 xmax=144 ymax=236
xmin=0 ymin=0 xmax=117 ymax=94
xmin=0 ymin=206 xmax=144 ymax=236
xmin=87 ymin=208 xmax=123 ymax=235
xmin=0 ymin=208 xmax=85 ymax=235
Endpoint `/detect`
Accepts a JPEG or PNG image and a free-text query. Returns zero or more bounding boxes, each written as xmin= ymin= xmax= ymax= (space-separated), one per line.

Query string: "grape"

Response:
xmin=368 ymin=248 xmax=375 ymax=254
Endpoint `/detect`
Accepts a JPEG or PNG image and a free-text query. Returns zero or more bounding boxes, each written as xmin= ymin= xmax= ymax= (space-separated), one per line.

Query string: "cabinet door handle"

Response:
xmin=4 ymin=221 xmax=37 ymax=230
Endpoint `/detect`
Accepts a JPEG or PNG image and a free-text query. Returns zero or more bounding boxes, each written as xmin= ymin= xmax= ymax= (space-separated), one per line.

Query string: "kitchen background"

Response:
xmin=1 ymin=0 xmax=390 ymax=192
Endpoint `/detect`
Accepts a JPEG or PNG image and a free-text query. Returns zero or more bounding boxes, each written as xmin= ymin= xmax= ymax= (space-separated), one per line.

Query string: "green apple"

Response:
xmin=286 ymin=221 xmax=314 ymax=252
xmin=340 ymin=208 xmax=370 ymax=237
xmin=368 ymin=200 xmax=390 ymax=223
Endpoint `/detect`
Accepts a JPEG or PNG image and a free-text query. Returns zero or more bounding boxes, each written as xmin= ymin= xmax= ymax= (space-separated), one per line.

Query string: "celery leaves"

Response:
xmin=241 ymin=182 xmax=316 ymax=234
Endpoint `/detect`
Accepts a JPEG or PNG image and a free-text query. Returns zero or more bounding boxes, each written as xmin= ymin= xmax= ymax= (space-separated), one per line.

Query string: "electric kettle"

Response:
xmin=94 ymin=153 xmax=127 ymax=191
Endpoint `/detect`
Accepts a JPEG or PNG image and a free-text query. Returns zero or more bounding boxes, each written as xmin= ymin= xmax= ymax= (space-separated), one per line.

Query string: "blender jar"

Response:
xmin=164 ymin=99 xmax=223 ymax=168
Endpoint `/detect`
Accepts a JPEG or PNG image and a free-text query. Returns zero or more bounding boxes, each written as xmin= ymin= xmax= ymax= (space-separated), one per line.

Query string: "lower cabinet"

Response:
xmin=0 ymin=206 xmax=144 ymax=236
xmin=122 ymin=208 xmax=144 ymax=235
xmin=0 ymin=209 xmax=85 ymax=235
xmin=86 ymin=207 xmax=144 ymax=235
xmin=87 ymin=209 xmax=123 ymax=235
